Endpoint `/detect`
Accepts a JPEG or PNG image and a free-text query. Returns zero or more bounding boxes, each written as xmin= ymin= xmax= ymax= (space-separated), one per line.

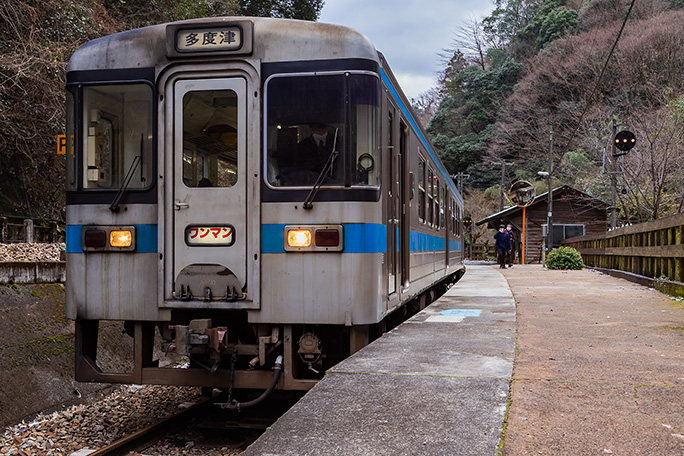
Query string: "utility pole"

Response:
xmin=538 ymin=128 xmax=554 ymax=260
xmin=610 ymin=120 xmax=618 ymax=229
xmin=452 ymin=172 xmax=470 ymax=197
xmin=491 ymin=161 xmax=514 ymax=211
xmin=547 ymin=128 xmax=553 ymax=254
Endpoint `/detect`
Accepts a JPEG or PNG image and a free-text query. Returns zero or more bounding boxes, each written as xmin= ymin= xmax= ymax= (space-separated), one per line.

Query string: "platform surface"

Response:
xmin=243 ymin=264 xmax=515 ymax=456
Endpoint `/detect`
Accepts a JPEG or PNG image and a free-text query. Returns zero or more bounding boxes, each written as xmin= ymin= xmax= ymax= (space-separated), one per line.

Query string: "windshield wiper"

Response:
xmin=110 ymin=134 xmax=145 ymax=212
xmin=110 ymin=155 xmax=141 ymax=212
xmin=303 ymin=128 xmax=339 ymax=210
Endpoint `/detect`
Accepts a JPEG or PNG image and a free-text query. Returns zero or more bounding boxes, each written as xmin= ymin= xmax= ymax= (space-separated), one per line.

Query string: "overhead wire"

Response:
xmin=556 ymin=0 xmax=637 ymax=162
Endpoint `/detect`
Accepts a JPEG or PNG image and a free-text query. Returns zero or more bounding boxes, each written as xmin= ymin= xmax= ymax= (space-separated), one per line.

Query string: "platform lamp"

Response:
xmin=537 ymin=171 xmax=552 ymax=263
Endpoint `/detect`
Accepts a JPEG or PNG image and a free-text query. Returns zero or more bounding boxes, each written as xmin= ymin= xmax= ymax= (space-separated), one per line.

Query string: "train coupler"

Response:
xmin=168 ymin=319 xmax=227 ymax=366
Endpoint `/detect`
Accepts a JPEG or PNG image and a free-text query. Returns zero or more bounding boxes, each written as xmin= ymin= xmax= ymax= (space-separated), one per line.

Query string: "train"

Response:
xmin=65 ymin=16 xmax=465 ymax=406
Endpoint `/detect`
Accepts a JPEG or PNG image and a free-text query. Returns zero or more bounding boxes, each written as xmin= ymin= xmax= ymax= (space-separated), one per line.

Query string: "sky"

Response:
xmin=319 ymin=0 xmax=496 ymax=101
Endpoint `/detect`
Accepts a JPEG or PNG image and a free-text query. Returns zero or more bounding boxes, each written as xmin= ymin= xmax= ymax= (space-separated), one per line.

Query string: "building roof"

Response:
xmin=476 ymin=185 xmax=607 ymax=228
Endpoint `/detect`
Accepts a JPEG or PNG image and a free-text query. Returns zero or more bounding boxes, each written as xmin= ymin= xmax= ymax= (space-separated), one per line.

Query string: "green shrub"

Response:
xmin=546 ymin=246 xmax=585 ymax=270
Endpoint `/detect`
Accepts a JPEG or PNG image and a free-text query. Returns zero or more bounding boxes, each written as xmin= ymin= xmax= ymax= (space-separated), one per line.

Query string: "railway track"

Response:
xmin=80 ymin=391 xmax=302 ymax=456
xmin=83 ymin=396 xmax=214 ymax=456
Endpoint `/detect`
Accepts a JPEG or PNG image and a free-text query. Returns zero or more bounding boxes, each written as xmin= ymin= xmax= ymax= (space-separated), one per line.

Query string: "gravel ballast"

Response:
xmin=0 ymin=243 xmax=65 ymax=263
xmin=0 ymin=385 xmax=241 ymax=455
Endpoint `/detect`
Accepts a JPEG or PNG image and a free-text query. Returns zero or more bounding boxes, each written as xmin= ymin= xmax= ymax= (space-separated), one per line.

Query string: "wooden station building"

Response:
xmin=476 ymin=185 xmax=608 ymax=264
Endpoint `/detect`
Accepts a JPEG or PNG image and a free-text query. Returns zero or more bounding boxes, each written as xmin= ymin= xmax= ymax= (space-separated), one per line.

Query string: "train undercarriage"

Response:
xmin=74 ymin=273 xmax=462 ymax=397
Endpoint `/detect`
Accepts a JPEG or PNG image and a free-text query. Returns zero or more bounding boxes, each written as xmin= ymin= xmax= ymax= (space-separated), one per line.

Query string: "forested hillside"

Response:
xmin=2 ymin=0 xmax=683 ymax=230
xmin=0 ymin=0 xmax=322 ymax=220
xmin=422 ymin=0 xmax=684 ymax=238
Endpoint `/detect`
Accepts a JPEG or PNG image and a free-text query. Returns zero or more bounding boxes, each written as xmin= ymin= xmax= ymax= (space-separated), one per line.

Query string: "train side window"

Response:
xmin=427 ymin=168 xmax=434 ymax=226
xmin=181 ymin=90 xmax=238 ymax=188
xmin=448 ymin=198 xmax=453 ymax=235
xmin=454 ymin=200 xmax=459 ymax=236
xmin=435 ymin=178 xmax=441 ymax=229
xmin=448 ymin=198 xmax=452 ymax=235
xmin=440 ymin=185 xmax=445 ymax=229
xmin=418 ymin=158 xmax=425 ymax=222
xmin=458 ymin=204 xmax=462 ymax=236
xmin=432 ymin=174 xmax=439 ymax=228
xmin=350 ymin=74 xmax=380 ymax=186
xmin=82 ymin=84 xmax=153 ymax=190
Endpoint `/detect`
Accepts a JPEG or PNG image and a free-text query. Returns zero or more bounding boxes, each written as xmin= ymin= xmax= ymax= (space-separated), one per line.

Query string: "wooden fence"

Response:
xmin=469 ymin=244 xmax=492 ymax=261
xmin=0 ymin=217 xmax=65 ymax=243
xmin=562 ymin=212 xmax=684 ymax=284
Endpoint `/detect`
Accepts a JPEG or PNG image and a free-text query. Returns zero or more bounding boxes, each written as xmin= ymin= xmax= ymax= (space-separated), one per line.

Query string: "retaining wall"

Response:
xmin=0 ymin=262 xmax=66 ymax=284
xmin=0 ymin=273 xmax=130 ymax=427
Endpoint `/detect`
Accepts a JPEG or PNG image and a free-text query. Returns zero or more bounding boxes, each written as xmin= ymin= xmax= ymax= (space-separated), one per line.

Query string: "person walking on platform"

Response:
xmin=506 ymin=223 xmax=516 ymax=267
xmin=494 ymin=224 xmax=511 ymax=269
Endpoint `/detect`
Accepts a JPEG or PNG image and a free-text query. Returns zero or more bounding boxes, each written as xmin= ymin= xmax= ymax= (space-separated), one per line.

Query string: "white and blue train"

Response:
xmin=65 ymin=17 xmax=465 ymax=401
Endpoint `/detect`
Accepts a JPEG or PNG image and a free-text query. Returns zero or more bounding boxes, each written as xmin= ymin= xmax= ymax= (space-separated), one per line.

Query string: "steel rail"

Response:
xmin=85 ymin=396 xmax=213 ymax=456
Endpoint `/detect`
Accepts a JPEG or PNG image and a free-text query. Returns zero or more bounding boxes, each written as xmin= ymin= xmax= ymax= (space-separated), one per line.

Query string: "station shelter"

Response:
xmin=476 ymin=185 xmax=608 ymax=264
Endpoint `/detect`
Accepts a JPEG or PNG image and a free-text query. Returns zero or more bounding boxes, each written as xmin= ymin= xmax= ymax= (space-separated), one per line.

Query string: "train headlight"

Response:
xmin=110 ymin=230 xmax=133 ymax=248
xmin=284 ymin=225 xmax=344 ymax=252
xmin=82 ymin=226 xmax=136 ymax=252
xmin=287 ymin=229 xmax=312 ymax=248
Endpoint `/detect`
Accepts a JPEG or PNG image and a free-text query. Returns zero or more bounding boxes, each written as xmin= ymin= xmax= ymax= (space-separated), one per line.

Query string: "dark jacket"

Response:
xmin=494 ymin=230 xmax=511 ymax=250
xmin=507 ymin=229 xmax=516 ymax=250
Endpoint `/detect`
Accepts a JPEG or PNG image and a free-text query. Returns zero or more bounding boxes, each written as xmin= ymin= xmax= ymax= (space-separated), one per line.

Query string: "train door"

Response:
xmin=443 ymin=185 xmax=449 ymax=268
xmin=399 ymin=122 xmax=409 ymax=288
xmin=386 ymin=109 xmax=397 ymax=298
xmin=169 ymin=78 xmax=248 ymax=302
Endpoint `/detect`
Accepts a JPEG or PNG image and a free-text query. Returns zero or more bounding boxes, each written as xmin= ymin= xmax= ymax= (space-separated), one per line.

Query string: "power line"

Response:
xmin=559 ymin=0 xmax=637 ymax=156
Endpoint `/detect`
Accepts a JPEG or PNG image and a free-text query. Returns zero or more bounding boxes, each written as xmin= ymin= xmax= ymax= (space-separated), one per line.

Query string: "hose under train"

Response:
xmin=218 ymin=355 xmax=283 ymax=412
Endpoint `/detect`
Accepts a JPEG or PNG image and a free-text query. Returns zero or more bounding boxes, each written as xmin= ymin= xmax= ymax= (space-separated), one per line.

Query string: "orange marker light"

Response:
xmin=287 ymin=229 xmax=312 ymax=248
xmin=110 ymin=230 xmax=133 ymax=248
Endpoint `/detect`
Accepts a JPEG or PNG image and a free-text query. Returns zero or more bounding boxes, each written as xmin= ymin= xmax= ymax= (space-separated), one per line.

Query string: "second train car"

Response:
xmin=65 ymin=17 xmax=465 ymax=403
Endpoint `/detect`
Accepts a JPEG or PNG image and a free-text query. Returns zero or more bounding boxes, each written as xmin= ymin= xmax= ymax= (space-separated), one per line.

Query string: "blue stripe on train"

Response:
xmin=67 ymin=223 xmax=459 ymax=255
xmin=262 ymin=223 xmax=462 ymax=254
xmin=261 ymin=223 xmax=387 ymax=254
xmin=66 ymin=224 xmax=158 ymax=253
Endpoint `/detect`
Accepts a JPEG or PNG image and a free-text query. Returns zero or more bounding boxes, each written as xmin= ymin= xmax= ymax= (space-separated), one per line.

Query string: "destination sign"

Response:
xmin=186 ymin=225 xmax=235 ymax=246
xmin=176 ymin=26 xmax=242 ymax=52
xmin=166 ymin=21 xmax=253 ymax=57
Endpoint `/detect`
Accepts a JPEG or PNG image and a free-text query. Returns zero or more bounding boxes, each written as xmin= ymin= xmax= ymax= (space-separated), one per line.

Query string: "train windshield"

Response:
xmin=265 ymin=73 xmax=380 ymax=188
xmin=79 ymin=84 xmax=154 ymax=190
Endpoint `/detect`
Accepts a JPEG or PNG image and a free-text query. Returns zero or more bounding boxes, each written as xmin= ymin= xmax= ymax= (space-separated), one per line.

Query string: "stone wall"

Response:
xmin=0 ymin=282 xmax=130 ymax=427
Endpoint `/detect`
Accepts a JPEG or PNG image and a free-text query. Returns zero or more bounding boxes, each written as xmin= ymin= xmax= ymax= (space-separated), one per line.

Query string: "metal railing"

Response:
xmin=0 ymin=217 xmax=65 ymax=243
xmin=562 ymin=212 xmax=684 ymax=283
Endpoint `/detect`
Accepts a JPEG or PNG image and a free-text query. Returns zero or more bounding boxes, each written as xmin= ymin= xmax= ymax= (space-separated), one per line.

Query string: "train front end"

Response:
xmin=65 ymin=18 xmax=384 ymax=394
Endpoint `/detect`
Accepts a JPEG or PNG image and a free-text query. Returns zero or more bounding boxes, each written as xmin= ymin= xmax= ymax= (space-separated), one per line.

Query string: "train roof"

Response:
xmin=67 ymin=17 xmax=379 ymax=73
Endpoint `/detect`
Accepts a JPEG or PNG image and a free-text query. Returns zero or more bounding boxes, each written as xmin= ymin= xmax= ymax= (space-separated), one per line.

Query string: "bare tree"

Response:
xmin=619 ymin=100 xmax=684 ymax=221
xmin=488 ymin=9 xmax=684 ymax=223
xmin=451 ymin=16 xmax=493 ymax=70
xmin=411 ymin=88 xmax=441 ymax=128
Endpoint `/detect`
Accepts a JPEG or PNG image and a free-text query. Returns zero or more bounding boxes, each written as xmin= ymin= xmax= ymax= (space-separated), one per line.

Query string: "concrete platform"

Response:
xmin=242 ymin=264 xmax=515 ymax=456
